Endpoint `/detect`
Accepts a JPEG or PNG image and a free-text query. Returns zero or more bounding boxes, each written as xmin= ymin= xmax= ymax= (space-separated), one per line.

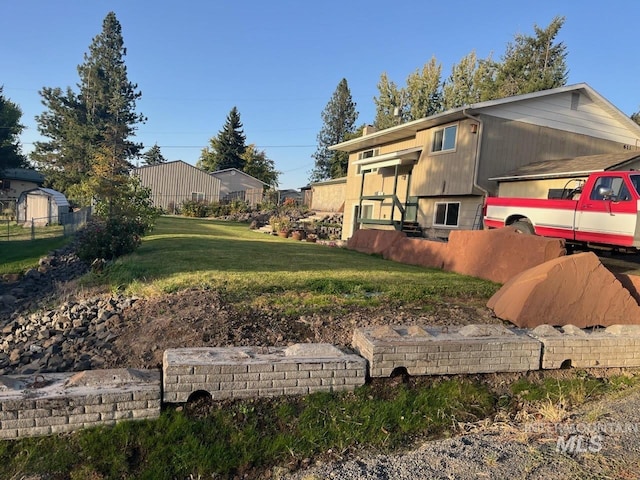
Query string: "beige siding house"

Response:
xmin=307 ymin=177 xmax=347 ymax=213
xmin=330 ymin=83 xmax=640 ymax=241
xmin=211 ymin=168 xmax=267 ymax=207
xmin=134 ymin=161 xmax=221 ymax=212
xmin=0 ymin=168 xmax=45 ymax=213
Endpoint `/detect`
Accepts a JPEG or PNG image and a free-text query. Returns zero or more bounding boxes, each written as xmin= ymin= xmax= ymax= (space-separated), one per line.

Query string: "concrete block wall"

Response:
xmin=0 ymin=368 xmax=160 ymax=439
xmin=163 ymin=344 xmax=367 ymax=403
xmin=352 ymin=324 xmax=542 ymax=377
xmin=530 ymin=324 xmax=640 ymax=369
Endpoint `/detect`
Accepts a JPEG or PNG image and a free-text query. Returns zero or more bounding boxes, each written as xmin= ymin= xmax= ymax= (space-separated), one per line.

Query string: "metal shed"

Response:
xmin=17 ymin=188 xmax=70 ymax=226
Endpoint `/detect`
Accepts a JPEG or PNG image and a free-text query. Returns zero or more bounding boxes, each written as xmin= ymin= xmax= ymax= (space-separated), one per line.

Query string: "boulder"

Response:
xmin=347 ymin=229 xmax=406 ymax=255
xmin=445 ymin=227 xmax=567 ymax=284
xmin=487 ymin=252 xmax=640 ymax=328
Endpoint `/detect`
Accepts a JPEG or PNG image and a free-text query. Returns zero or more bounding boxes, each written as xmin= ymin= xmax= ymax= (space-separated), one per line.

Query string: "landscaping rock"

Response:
xmin=487 ymin=252 xmax=640 ymax=328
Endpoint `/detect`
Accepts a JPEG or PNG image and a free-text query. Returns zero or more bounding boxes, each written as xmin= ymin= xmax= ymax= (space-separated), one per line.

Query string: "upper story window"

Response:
xmin=432 ymin=124 xmax=457 ymax=153
xmin=358 ymin=148 xmax=379 ymax=160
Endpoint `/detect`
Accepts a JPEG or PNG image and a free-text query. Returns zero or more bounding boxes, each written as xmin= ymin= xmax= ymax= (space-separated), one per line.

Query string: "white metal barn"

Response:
xmin=17 ymin=188 xmax=70 ymax=226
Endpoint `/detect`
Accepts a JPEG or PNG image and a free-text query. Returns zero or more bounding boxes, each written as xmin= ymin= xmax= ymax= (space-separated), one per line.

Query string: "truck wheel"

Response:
xmin=511 ymin=220 xmax=534 ymax=235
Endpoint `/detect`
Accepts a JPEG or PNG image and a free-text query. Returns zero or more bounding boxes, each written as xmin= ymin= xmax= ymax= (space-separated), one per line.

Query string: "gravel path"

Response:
xmin=283 ymin=386 xmax=640 ymax=480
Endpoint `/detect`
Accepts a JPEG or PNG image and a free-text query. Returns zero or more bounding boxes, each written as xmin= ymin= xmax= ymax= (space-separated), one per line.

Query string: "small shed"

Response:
xmin=17 ymin=188 xmax=70 ymax=226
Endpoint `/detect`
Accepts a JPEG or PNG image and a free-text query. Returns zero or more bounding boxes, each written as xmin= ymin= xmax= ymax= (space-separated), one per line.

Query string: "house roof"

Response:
xmin=211 ymin=168 xmax=268 ymax=186
xmin=329 ymin=83 xmax=640 ymax=153
xmin=2 ymin=168 xmax=45 ymax=184
xmin=489 ymin=151 xmax=640 ymax=181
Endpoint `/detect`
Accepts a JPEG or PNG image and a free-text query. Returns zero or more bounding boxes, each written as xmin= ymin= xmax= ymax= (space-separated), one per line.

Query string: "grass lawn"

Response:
xmin=0 ymin=236 xmax=70 ymax=275
xmin=88 ymin=216 xmax=499 ymax=314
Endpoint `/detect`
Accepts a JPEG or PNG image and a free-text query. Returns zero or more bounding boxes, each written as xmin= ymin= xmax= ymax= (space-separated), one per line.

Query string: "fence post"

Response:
xmin=31 ymin=219 xmax=35 ymax=240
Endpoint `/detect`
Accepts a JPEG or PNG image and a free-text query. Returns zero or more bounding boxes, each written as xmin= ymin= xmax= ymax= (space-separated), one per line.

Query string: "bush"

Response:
xmin=180 ymin=200 xmax=210 ymax=218
xmin=76 ymin=216 xmax=143 ymax=262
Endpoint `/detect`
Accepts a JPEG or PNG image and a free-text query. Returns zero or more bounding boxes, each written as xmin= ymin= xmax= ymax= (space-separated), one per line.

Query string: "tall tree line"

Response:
xmin=373 ymin=16 xmax=568 ymax=129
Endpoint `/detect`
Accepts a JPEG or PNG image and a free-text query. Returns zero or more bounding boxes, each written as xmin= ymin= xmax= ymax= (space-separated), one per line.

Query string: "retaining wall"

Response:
xmin=0 ymin=368 xmax=160 ymax=439
xmin=162 ymin=344 xmax=367 ymax=403
xmin=531 ymin=324 xmax=640 ymax=369
xmin=352 ymin=324 xmax=541 ymax=377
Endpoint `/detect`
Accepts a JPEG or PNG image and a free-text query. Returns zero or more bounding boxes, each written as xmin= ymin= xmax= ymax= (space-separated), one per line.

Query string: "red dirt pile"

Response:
xmin=487 ymin=252 xmax=640 ymax=328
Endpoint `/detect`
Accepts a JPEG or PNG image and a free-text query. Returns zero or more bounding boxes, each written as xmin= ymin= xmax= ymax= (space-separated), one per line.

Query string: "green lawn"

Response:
xmin=89 ymin=216 xmax=499 ymax=314
xmin=0 ymin=236 xmax=71 ymax=275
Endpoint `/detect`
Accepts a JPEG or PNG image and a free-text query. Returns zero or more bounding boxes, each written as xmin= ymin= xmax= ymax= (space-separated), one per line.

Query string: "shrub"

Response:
xmin=180 ymin=200 xmax=210 ymax=218
xmin=76 ymin=216 xmax=143 ymax=262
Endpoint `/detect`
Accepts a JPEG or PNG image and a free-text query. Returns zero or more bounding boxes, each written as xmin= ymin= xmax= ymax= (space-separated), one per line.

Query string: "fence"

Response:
xmin=0 ymin=207 xmax=92 ymax=242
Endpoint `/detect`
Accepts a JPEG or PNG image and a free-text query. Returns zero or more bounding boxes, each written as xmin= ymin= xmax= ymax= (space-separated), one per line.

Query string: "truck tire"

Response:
xmin=511 ymin=220 xmax=534 ymax=235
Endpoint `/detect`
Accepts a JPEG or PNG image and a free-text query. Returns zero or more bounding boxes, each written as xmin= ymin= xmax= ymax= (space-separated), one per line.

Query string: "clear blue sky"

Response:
xmin=3 ymin=0 xmax=640 ymax=189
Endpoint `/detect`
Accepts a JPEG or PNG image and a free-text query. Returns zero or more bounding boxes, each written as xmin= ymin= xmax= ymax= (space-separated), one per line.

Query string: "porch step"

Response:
xmin=401 ymin=221 xmax=422 ymax=238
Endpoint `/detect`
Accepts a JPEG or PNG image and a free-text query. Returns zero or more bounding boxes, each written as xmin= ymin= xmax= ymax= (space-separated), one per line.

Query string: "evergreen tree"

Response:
xmin=242 ymin=144 xmax=280 ymax=188
xmin=0 ymin=86 xmax=27 ymax=174
xmin=373 ymin=73 xmax=406 ymax=129
xmin=198 ymin=107 xmax=247 ymax=172
xmin=141 ymin=143 xmax=166 ymax=165
xmin=310 ymin=79 xmax=358 ymax=182
xmin=405 ymin=57 xmax=443 ymax=120
xmin=493 ymin=16 xmax=568 ymax=98
xmin=33 ymin=12 xmax=145 ymax=206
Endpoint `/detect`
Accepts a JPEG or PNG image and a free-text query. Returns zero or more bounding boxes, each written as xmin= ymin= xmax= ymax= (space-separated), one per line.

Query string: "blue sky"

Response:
xmin=3 ymin=1 xmax=640 ymax=189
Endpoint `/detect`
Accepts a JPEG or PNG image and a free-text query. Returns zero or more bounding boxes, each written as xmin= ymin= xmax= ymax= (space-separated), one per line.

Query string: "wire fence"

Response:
xmin=0 ymin=207 xmax=92 ymax=242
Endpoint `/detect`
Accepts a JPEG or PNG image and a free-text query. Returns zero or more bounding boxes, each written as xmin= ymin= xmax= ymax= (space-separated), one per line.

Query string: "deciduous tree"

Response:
xmin=373 ymin=73 xmax=405 ymax=129
xmin=406 ymin=57 xmax=443 ymax=120
xmin=242 ymin=144 xmax=279 ymax=187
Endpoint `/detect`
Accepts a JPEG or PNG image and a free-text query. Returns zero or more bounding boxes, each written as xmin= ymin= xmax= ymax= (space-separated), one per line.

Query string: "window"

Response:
xmin=0 ymin=179 xmax=10 ymax=190
xmin=432 ymin=125 xmax=457 ymax=152
xmin=589 ymin=176 xmax=631 ymax=201
xmin=434 ymin=202 xmax=460 ymax=227
xmin=191 ymin=192 xmax=205 ymax=202
xmin=361 ymin=204 xmax=373 ymax=219
xmin=358 ymin=148 xmax=379 ymax=160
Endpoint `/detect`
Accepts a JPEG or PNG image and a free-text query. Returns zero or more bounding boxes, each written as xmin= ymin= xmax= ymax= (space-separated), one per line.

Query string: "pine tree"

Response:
xmin=198 ymin=107 xmax=246 ymax=172
xmin=310 ymin=79 xmax=358 ymax=182
xmin=494 ymin=16 xmax=567 ymax=98
xmin=33 ymin=12 xmax=145 ymax=206
xmin=141 ymin=143 xmax=166 ymax=166
xmin=0 ymin=86 xmax=27 ymax=174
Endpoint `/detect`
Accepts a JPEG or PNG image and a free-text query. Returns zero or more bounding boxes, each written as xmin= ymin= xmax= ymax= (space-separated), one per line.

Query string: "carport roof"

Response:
xmin=489 ymin=151 xmax=640 ymax=181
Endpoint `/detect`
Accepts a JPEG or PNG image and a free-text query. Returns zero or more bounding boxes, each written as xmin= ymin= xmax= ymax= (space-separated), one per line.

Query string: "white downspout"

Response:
xmin=463 ymin=108 xmax=489 ymax=198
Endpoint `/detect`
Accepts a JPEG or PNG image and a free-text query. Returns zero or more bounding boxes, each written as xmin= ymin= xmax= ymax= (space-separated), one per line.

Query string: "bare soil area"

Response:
xmin=104 ymin=288 xmax=498 ymax=370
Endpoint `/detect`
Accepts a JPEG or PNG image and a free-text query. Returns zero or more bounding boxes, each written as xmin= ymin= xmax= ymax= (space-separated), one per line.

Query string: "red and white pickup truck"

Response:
xmin=484 ymin=171 xmax=640 ymax=251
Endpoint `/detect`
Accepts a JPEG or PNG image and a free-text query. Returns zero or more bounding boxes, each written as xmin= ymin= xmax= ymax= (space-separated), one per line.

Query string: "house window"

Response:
xmin=191 ymin=192 xmax=205 ymax=202
xmin=0 ymin=180 xmax=10 ymax=190
xmin=434 ymin=202 xmax=460 ymax=227
xmin=432 ymin=124 xmax=457 ymax=152
xmin=361 ymin=204 xmax=373 ymax=220
xmin=358 ymin=148 xmax=379 ymax=160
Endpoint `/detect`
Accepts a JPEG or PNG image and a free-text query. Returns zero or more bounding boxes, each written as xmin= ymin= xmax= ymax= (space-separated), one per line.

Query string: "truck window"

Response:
xmin=589 ymin=176 xmax=630 ymax=201
xmin=631 ymin=174 xmax=640 ymax=196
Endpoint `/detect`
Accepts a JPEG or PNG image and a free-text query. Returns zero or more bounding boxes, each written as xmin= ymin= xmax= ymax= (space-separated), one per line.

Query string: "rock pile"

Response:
xmin=0 ymin=294 xmax=138 ymax=375
xmin=0 ymin=245 xmax=88 ymax=316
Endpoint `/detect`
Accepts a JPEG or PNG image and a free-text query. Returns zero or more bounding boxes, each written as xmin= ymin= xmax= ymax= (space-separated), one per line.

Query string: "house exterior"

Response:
xmin=210 ymin=168 xmax=267 ymax=207
xmin=133 ymin=160 xmax=221 ymax=213
xmin=330 ymin=83 xmax=640 ymax=241
xmin=0 ymin=168 xmax=45 ymax=214
xmin=17 ymin=188 xmax=69 ymax=226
